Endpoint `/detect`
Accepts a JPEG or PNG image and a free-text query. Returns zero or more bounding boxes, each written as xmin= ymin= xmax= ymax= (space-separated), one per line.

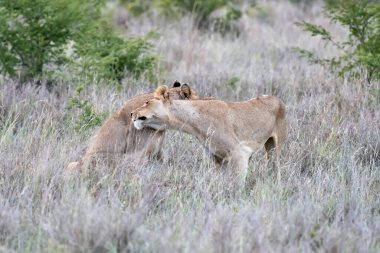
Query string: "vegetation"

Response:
xmin=156 ymin=0 xmax=241 ymax=28
xmin=294 ymin=0 xmax=380 ymax=83
xmin=121 ymin=0 xmax=242 ymax=32
xmin=0 ymin=0 xmax=101 ymax=81
xmin=70 ymin=22 xmax=157 ymax=85
xmin=0 ymin=0 xmax=379 ymax=252
xmin=66 ymin=85 xmax=106 ymax=132
xmin=121 ymin=0 xmax=153 ymax=17
xmin=0 ymin=0 xmax=156 ymax=84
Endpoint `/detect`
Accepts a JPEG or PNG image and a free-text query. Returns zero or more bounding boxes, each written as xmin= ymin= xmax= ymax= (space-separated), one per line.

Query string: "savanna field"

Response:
xmin=0 ymin=0 xmax=379 ymax=252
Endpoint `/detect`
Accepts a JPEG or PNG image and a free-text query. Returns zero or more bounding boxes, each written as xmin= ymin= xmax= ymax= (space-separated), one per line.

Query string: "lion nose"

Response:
xmin=137 ymin=116 xmax=147 ymax=121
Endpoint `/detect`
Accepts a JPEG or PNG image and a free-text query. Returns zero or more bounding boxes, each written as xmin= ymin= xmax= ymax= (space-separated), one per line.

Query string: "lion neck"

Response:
xmin=166 ymin=100 xmax=205 ymax=139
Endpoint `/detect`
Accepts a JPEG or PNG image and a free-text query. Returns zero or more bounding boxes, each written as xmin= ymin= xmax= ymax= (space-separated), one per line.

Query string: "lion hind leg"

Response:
xmin=264 ymin=136 xmax=280 ymax=182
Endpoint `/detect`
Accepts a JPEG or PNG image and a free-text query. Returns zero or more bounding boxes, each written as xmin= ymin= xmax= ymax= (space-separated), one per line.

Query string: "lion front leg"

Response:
xmin=139 ymin=130 xmax=166 ymax=163
xmin=224 ymin=145 xmax=253 ymax=195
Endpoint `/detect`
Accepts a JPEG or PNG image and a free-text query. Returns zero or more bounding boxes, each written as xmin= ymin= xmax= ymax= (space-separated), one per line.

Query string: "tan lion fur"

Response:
xmin=67 ymin=82 xmax=200 ymax=171
xmin=131 ymin=85 xmax=286 ymax=192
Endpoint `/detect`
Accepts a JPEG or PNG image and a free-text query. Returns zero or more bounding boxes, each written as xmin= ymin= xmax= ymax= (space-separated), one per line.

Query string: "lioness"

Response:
xmin=67 ymin=81 xmax=200 ymax=170
xmin=131 ymin=85 xmax=286 ymax=191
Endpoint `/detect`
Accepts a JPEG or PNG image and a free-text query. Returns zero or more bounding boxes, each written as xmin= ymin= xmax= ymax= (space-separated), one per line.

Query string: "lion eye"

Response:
xmin=145 ymin=101 xmax=149 ymax=104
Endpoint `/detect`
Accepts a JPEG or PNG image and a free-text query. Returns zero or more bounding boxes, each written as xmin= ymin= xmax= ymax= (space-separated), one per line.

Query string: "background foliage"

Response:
xmin=295 ymin=0 xmax=380 ymax=83
xmin=0 ymin=0 xmax=101 ymax=81
xmin=69 ymin=20 xmax=157 ymax=85
xmin=0 ymin=0 xmax=156 ymax=84
xmin=122 ymin=0 xmax=242 ymax=32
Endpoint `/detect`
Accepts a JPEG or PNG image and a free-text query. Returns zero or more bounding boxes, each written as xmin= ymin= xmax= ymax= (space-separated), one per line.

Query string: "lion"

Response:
xmin=67 ymin=81 xmax=201 ymax=171
xmin=131 ymin=85 xmax=286 ymax=191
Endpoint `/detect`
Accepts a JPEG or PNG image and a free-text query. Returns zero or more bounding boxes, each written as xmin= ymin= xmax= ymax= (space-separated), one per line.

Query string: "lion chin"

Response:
xmin=133 ymin=120 xmax=145 ymax=130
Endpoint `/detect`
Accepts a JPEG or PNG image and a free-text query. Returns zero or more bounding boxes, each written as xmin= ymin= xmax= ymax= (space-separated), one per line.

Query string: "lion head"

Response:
xmin=164 ymin=81 xmax=199 ymax=100
xmin=131 ymin=85 xmax=175 ymax=130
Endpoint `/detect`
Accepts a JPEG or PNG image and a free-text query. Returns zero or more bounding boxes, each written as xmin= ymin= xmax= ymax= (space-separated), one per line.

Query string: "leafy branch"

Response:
xmin=293 ymin=0 xmax=380 ymax=84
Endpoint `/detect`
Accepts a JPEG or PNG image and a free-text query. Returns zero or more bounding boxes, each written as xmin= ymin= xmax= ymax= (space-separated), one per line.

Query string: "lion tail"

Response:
xmin=275 ymin=99 xmax=287 ymax=148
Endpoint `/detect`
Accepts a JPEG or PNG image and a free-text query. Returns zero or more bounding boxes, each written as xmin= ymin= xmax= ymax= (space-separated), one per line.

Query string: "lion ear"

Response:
xmin=180 ymin=84 xmax=199 ymax=99
xmin=172 ymin=80 xmax=181 ymax=87
xmin=154 ymin=85 xmax=170 ymax=101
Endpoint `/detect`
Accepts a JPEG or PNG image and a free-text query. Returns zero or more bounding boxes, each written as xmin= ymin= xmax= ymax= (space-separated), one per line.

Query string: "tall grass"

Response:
xmin=0 ymin=1 xmax=379 ymax=252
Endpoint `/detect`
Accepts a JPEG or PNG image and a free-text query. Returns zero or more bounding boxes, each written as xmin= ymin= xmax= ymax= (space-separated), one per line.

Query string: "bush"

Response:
xmin=294 ymin=0 xmax=380 ymax=84
xmin=0 ymin=0 xmax=101 ymax=82
xmin=0 ymin=0 xmax=157 ymax=86
xmin=120 ymin=0 xmax=242 ymax=32
xmin=289 ymin=0 xmax=318 ymax=6
xmin=71 ymin=20 xmax=157 ymax=85
xmin=159 ymin=0 xmax=242 ymax=31
xmin=120 ymin=0 xmax=153 ymax=17
xmin=66 ymin=85 xmax=106 ymax=132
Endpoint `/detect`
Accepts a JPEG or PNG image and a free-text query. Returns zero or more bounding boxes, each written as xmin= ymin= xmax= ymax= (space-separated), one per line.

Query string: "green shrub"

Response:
xmin=226 ymin=76 xmax=240 ymax=88
xmin=157 ymin=0 xmax=242 ymax=30
xmin=66 ymin=85 xmax=106 ymax=132
xmin=71 ymin=20 xmax=157 ymax=85
xmin=294 ymin=0 xmax=380 ymax=84
xmin=289 ymin=0 xmax=318 ymax=6
xmin=120 ymin=0 xmax=153 ymax=17
xmin=246 ymin=4 xmax=274 ymax=25
xmin=209 ymin=2 xmax=243 ymax=34
xmin=0 ymin=0 xmax=157 ymax=86
xmin=0 ymin=0 xmax=101 ymax=82
xmin=157 ymin=0 xmax=225 ymax=23
xmin=120 ymin=0 xmax=242 ymax=32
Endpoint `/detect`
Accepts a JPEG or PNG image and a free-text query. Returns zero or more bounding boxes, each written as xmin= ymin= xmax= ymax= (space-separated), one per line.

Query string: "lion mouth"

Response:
xmin=146 ymin=123 xmax=165 ymax=130
xmin=133 ymin=116 xmax=166 ymax=131
xmin=133 ymin=120 xmax=145 ymax=130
